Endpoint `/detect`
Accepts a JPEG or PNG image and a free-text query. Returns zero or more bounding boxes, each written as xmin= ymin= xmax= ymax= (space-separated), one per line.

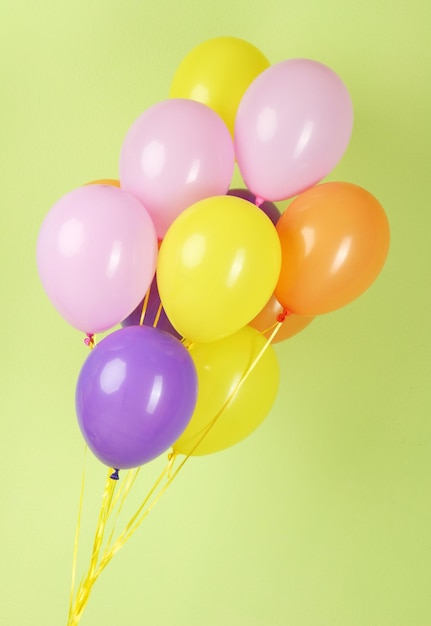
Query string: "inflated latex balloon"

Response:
xmin=275 ymin=182 xmax=390 ymax=315
xmin=170 ymin=36 xmax=269 ymax=135
xmin=235 ymin=58 xmax=353 ymax=201
xmin=157 ymin=195 xmax=281 ymax=343
xmin=36 ymin=184 xmax=158 ymax=334
xmin=119 ymin=98 xmax=234 ymax=238
xmin=173 ymin=326 xmax=279 ymax=456
xmin=76 ymin=326 xmax=198 ymax=469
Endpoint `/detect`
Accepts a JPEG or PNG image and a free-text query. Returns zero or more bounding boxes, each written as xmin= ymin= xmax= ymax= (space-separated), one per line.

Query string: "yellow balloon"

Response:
xmin=173 ymin=326 xmax=279 ymax=456
xmin=169 ymin=37 xmax=270 ymax=135
xmin=157 ymin=195 xmax=281 ymax=343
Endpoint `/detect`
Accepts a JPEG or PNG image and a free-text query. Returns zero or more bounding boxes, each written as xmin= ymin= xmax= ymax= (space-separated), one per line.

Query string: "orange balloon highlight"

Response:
xmin=275 ymin=182 xmax=390 ymax=315
xmin=249 ymin=295 xmax=314 ymax=342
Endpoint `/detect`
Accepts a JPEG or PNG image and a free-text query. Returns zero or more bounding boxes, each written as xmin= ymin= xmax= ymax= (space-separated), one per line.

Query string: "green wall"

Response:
xmin=2 ymin=1 xmax=430 ymax=624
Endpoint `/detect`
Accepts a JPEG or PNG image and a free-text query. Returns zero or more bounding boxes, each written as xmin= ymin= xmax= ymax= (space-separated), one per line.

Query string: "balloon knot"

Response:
xmin=84 ymin=333 xmax=95 ymax=348
xmin=277 ymin=309 xmax=291 ymax=323
xmin=110 ymin=469 xmax=120 ymax=480
xmin=255 ymin=196 xmax=264 ymax=207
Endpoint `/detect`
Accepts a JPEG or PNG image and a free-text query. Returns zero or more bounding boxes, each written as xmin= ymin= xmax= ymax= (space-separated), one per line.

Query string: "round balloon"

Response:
xmin=76 ymin=326 xmax=198 ymax=469
xmin=275 ymin=182 xmax=390 ymax=315
xmin=249 ymin=295 xmax=314 ymax=342
xmin=173 ymin=326 xmax=279 ymax=456
xmin=228 ymin=188 xmax=281 ymax=225
xmin=170 ymin=36 xmax=269 ymax=135
xmin=36 ymin=184 xmax=158 ymax=334
xmin=157 ymin=195 xmax=282 ymax=343
xmin=235 ymin=58 xmax=354 ymax=201
xmin=119 ymin=98 xmax=235 ymax=238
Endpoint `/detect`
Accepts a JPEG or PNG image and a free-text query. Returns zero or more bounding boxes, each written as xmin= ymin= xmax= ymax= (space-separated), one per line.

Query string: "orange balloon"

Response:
xmin=275 ymin=182 xmax=390 ymax=315
xmin=249 ymin=295 xmax=314 ymax=342
xmin=85 ymin=179 xmax=121 ymax=187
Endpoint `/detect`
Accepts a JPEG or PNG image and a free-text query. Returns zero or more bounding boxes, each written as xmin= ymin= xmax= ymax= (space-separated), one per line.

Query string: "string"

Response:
xmin=68 ymin=469 xmax=117 ymax=625
xmin=139 ymin=288 xmax=151 ymax=326
xmin=67 ymin=335 xmax=98 ymax=624
xmin=68 ymin=472 xmax=116 ymax=624
xmin=94 ymin=462 xmax=170 ymax=577
xmin=108 ymin=468 xmax=135 ymax=516
xmin=68 ymin=446 xmax=87 ymax=620
xmin=167 ymin=451 xmax=178 ymax=479
xmin=70 ymin=470 xmax=116 ymax=619
xmin=104 ymin=467 xmax=141 ymax=552
xmin=153 ymin=301 xmax=163 ymax=328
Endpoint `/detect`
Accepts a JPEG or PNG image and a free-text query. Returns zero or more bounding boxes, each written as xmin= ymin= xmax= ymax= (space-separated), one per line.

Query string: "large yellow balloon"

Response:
xmin=157 ymin=195 xmax=281 ymax=343
xmin=173 ymin=326 xmax=279 ymax=456
xmin=169 ymin=37 xmax=270 ymax=135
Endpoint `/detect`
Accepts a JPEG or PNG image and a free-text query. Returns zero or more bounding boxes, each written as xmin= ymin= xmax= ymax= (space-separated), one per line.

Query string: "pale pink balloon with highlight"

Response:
xmin=119 ymin=98 xmax=235 ymax=238
xmin=234 ymin=59 xmax=354 ymax=201
xmin=36 ymin=184 xmax=158 ymax=334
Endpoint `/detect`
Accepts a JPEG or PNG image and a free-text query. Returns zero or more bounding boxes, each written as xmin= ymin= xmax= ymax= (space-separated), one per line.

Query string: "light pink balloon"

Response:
xmin=119 ymin=98 xmax=235 ymax=238
xmin=36 ymin=184 xmax=158 ymax=334
xmin=234 ymin=59 xmax=354 ymax=201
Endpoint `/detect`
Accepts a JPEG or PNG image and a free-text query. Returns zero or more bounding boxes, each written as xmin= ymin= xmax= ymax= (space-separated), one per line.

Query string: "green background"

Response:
xmin=1 ymin=1 xmax=430 ymax=625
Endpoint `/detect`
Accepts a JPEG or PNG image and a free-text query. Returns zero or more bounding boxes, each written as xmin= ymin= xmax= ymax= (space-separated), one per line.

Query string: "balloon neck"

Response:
xmin=84 ymin=333 xmax=95 ymax=349
xmin=277 ymin=309 xmax=291 ymax=323
xmin=255 ymin=196 xmax=264 ymax=207
xmin=110 ymin=469 xmax=120 ymax=480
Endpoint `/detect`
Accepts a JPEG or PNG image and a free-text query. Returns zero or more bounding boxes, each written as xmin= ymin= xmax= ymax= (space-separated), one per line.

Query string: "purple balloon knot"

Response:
xmin=110 ymin=469 xmax=120 ymax=480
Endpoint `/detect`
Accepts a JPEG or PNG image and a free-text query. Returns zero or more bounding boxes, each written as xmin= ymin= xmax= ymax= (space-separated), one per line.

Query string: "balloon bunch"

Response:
xmin=36 ymin=37 xmax=390 ymax=623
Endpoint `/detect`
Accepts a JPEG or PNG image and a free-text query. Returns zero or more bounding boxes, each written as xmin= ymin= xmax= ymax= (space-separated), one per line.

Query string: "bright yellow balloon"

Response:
xmin=173 ymin=326 xmax=279 ymax=456
xmin=169 ymin=37 xmax=270 ymax=135
xmin=157 ymin=195 xmax=281 ymax=343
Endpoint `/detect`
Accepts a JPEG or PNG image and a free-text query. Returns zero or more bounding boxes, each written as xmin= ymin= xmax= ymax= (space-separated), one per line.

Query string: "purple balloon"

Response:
xmin=227 ymin=188 xmax=281 ymax=225
xmin=121 ymin=276 xmax=181 ymax=339
xmin=75 ymin=326 xmax=197 ymax=469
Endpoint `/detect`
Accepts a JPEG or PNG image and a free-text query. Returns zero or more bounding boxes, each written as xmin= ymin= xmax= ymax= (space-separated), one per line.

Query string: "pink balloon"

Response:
xmin=37 ymin=184 xmax=158 ymax=334
xmin=119 ymin=98 xmax=235 ymax=238
xmin=234 ymin=59 xmax=353 ymax=201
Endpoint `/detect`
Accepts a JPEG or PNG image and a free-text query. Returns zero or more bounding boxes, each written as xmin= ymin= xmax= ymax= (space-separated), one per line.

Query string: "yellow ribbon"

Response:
xmin=139 ymin=288 xmax=151 ymax=326
xmin=68 ymin=470 xmax=117 ymax=625
xmin=68 ymin=446 xmax=87 ymax=619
